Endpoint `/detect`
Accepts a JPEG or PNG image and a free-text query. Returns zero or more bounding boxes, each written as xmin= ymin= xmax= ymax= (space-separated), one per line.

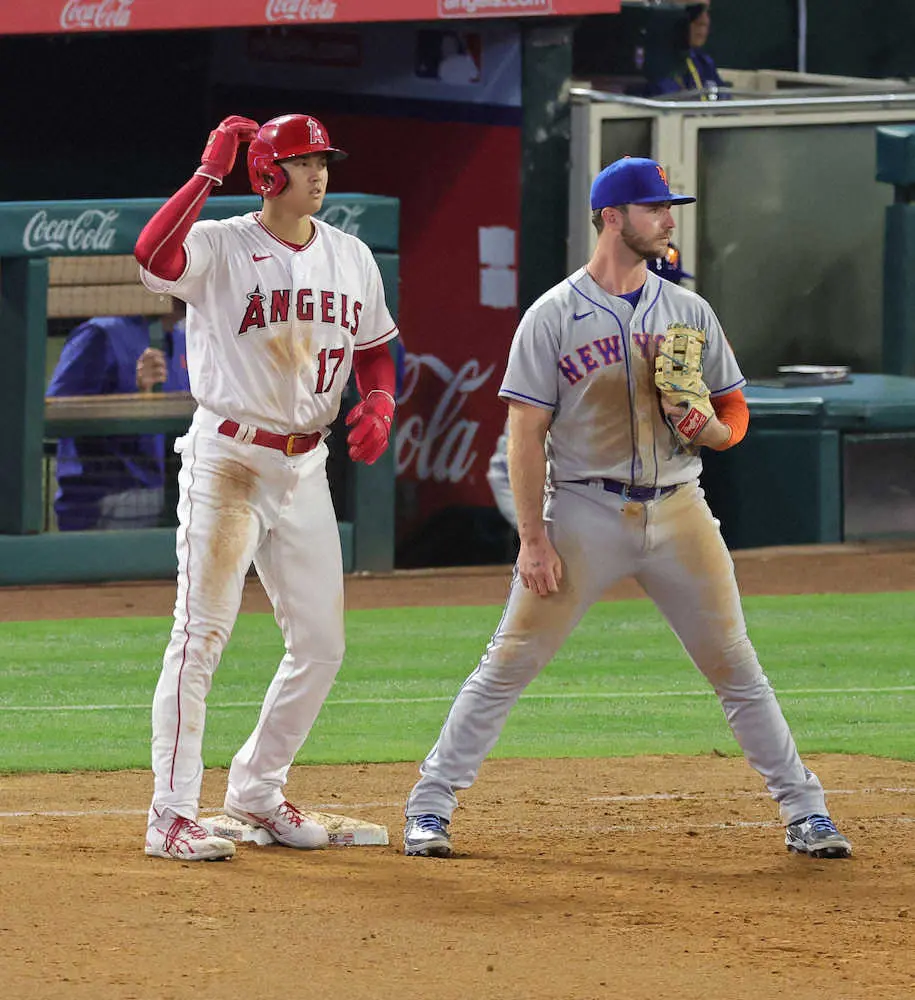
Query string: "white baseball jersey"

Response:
xmin=499 ymin=266 xmax=745 ymax=487
xmin=141 ymin=213 xmax=398 ymax=435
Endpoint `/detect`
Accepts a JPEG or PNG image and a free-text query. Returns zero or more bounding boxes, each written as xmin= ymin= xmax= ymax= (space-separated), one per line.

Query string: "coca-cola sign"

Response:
xmin=397 ymin=353 xmax=496 ymax=484
xmin=316 ymin=202 xmax=365 ymax=237
xmin=59 ymin=0 xmax=133 ymax=31
xmin=2 ymin=1 xmax=616 ymax=36
xmin=265 ymin=0 xmax=337 ymax=22
xmin=23 ymin=209 xmax=120 ymax=253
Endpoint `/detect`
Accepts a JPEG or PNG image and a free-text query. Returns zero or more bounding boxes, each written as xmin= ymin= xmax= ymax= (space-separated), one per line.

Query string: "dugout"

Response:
xmin=0 ymin=193 xmax=399 ymax=586
xmin=700 ymin=374 xmax=915 ymax=549
xmin=566 ymin=77 xmax=915 ymax=550
xmin=0 ymin=3 xmax=628 ymax=573
xmin=4 ymin=2 xmax=915 ymax=566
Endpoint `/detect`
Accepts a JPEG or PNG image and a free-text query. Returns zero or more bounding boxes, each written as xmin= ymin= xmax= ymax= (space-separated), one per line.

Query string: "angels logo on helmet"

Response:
xmin=247 ymin=114 xmax=348 ymax=198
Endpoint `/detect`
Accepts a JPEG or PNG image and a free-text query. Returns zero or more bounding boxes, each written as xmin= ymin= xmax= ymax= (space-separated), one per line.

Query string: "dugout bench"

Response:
xmin=0 ymin=194 xmax=399 ymax=585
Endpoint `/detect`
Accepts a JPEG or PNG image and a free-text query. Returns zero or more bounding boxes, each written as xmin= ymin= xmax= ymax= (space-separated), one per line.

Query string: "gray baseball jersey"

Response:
xmin=499 ymin=267 xmax=746 ymax=487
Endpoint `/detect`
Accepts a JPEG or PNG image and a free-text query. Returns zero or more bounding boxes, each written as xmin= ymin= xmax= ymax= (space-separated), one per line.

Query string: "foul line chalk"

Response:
xmin=588 ymin=787 xmax=915 ymax=803
xmin=0 ymin=801 xmax=403 ymax=819
xmin=2 ymin=685 xmax=914 ymax=713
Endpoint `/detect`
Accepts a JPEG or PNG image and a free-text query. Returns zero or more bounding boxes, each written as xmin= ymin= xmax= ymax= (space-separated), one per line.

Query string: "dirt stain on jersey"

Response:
xmin=200 ymin=458 xmax=259 ymax=613
xmin=630 ymin=335 xmax=673 ymax=470
xmin=583 ymin=372 xmax=636 ymax=461
xmin=266 ymin=324 xmax=314 ymax=374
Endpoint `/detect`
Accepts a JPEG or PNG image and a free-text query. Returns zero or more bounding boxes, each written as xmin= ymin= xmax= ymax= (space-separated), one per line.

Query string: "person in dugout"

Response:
xmin=648 ymin=1 xmax=729 ymax=100
xmin=46 ymin=298 xmax=189 ymax=530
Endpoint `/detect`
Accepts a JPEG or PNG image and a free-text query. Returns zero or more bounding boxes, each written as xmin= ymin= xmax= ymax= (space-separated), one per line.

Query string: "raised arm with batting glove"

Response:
xmin=135 ymin=115 xmax=260 ymax=280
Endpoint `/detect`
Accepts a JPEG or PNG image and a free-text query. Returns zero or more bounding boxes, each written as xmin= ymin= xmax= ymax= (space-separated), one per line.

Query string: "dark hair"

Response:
xmin=675 ymin=2 xmax=708 ymax=50
xmin=591 ymin=205 xmax=629 ymax=235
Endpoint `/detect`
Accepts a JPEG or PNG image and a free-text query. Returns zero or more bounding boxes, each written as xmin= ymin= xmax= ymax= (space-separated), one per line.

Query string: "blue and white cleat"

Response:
xmin=785 ymin=814 xmax=852 ymax=859
xmin=403 ymin=814 xmax=453 ymax=857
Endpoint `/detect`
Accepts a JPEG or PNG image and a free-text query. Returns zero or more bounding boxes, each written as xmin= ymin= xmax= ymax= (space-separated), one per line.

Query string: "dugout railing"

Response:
xmin=0 ymin=194 xmax=399 ymax=585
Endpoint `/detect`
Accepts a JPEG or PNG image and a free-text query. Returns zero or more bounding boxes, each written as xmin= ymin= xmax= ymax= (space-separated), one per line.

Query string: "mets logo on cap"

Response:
xmin=589 ymin=157 xmax=696 ymax=209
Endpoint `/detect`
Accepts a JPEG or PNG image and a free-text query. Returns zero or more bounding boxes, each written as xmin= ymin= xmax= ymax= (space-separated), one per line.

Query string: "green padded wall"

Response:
xmin=0 ymin=193 xmax=398 ymax=584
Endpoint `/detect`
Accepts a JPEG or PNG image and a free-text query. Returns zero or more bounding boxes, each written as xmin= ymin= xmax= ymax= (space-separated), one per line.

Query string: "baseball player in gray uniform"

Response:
xmin=404 ymin=157 xmax=851 ymax=861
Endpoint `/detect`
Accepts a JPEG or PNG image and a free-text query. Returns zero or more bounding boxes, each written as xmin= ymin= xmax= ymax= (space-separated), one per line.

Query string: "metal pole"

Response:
xmin=570 ymin=87 xmax=915 ymax=113
xmin=797 ymin=0 xmax=808 ymax=74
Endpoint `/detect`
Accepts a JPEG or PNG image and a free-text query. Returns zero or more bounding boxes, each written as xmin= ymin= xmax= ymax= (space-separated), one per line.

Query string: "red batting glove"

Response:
xmin=345 ymin=390 xmax=395 ymax=465
xmin=195 ymin=115 xmax=260 ymax=185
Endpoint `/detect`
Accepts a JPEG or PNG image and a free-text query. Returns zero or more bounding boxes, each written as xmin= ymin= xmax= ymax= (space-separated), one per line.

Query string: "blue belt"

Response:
xmin=570 ymin=479 xmax=679 ymax=502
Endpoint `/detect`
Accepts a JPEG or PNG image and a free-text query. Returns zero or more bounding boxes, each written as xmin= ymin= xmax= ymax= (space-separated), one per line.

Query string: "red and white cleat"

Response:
xmin=146 ymin=810 xmax=236 ymax=861
xmin=224 ymin=799 xmax=329 ymax=849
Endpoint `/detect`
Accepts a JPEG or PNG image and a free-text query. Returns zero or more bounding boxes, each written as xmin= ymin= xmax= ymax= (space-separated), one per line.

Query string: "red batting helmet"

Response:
xmin=247 ymin=114 xmax=347 ymax=198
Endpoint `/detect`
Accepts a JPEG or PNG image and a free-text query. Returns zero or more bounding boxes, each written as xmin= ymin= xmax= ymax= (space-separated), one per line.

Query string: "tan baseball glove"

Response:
xmin=654 ymin=324 xmax=715 ymax=447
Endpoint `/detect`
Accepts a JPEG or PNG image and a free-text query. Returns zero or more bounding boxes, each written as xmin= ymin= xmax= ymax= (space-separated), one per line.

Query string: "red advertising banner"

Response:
xmin=5 ymin=0 xmax=620 ymax=36
xmin=315 ymin=112 xmax=523 ymax=556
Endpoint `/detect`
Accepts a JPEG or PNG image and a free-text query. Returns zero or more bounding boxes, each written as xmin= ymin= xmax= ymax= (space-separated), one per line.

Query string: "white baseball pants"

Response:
xmin=149 ymin=411 xmax=344 ymax=823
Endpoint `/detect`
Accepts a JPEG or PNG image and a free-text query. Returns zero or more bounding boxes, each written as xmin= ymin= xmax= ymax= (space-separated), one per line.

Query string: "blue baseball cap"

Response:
xmin=590 ymin=157 xmax=696 ymax=209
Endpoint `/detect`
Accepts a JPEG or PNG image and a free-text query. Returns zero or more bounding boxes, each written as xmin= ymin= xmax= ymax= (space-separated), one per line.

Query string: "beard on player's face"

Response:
xmin=620 ymin=217 xmax=672 ymax=260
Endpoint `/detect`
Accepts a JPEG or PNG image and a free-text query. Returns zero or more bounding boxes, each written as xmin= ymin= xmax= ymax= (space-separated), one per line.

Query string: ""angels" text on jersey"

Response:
xmin=237 ymin=286 xmax=363 ymax=337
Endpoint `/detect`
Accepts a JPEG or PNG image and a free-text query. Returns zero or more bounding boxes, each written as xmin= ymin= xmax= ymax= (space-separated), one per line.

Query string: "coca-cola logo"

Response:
xmin=23 ymin=209 xmax=120 ymax=253
xmin=396 ymin=354 xmax=495 ymax=483
xmin=60 ymin=0 xmax=134 ymax=31
xmin=265 ymin=0 xmax=338 ymax=22
xmin=316 ymin=202 xmax=365 ymax=237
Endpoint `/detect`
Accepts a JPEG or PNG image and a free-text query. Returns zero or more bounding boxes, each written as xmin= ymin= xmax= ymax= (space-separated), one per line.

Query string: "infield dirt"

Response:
xmin=2 ymin=543 xmax=914 ymax=1000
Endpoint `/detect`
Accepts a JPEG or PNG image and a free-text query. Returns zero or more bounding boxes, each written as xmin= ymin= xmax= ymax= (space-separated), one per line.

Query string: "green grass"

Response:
xmin=1 ymin=592 xmax=913 ymax=772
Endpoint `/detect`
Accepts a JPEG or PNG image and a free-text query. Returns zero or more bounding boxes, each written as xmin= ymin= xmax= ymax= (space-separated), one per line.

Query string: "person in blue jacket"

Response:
xmin=647 ymin=242 xmax=692 ymax=284
xmin=46 ymin=299 xmax=189 ymax=530
xmin=649 ymin=2 xmax=728 ymax=100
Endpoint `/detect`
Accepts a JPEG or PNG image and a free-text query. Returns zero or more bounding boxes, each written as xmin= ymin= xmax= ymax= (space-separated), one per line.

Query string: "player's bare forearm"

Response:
xmin=693 ymin=414 xmax=732 ymax=449
xmin=506 ymin=402 xmax=549 ymax=542
xmin=507 ymin=401 xmax=562 ymax=596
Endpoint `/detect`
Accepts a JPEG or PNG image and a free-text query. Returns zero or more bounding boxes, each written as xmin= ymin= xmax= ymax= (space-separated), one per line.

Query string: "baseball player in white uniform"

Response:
xmin=404 ymin=157 xmax=852 ymax=861
xmin=135 ymin=114 xmax=398 ymax=860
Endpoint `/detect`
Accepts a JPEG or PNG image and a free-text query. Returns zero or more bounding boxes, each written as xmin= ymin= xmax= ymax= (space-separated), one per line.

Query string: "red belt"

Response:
xmin=218 ymin=419 xmax=321 ymax=457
